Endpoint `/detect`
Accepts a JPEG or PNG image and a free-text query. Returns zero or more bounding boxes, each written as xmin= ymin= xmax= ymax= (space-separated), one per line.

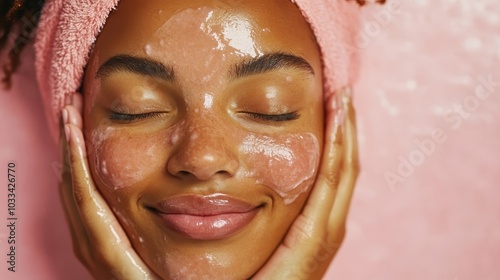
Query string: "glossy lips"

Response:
xmin=152 ymin=194 xmax=259 ymax=240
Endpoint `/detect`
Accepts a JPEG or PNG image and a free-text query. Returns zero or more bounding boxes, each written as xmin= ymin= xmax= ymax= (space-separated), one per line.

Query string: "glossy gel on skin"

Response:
xmin=239 ymin=133 xmax=319 ymax=204
xmin=91 ymin=125 xmax=163 ymax=190
xmin=91 ymin=118 xmax=320 ymax=204
xmin=83 ymin=1 xmax=325 ymax=279
xmin=145 ymin=7 xmax=263 ymax=97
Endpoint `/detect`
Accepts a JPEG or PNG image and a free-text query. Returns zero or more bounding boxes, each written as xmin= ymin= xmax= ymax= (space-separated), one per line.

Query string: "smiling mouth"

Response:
xmin=149 ymin=194 xmax=263 ymax=240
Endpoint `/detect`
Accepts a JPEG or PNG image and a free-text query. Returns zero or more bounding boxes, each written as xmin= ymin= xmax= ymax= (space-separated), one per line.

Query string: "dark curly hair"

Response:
xmin=0 ymin=0 xmax=385 ymax=89
xmin=0 ymin=0 xmax=45 ymax=89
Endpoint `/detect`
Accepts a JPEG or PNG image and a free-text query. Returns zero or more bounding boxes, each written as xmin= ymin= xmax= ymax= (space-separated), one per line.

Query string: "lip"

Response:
xmin=151 ymin=194 xmax=260 ymax=240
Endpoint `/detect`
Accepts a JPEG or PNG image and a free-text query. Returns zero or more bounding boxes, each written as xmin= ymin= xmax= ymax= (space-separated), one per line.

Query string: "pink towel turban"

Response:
xmin=35 ymin=0 xmax=361 ymax=143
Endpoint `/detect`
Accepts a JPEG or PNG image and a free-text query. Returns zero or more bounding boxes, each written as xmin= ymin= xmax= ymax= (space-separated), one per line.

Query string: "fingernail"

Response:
xmin=331 ymin=94 xmax=339 ymax=111
xmin=62 ymin=108 xmax=68 ymax=124
xmin=331 ymin=102 xmax=345 ymax=143
xmin=67 ymin=108 xmax=78 ymax=126
xmin=342 ymin=87 xmax=352 ymax=107
xmin=335 ymin=106 xmax=346 ymax=126
xmin=64 ymin=125 xmax=71 ymax=143
xmin=341 ymin=87 xmax=352 ymax=123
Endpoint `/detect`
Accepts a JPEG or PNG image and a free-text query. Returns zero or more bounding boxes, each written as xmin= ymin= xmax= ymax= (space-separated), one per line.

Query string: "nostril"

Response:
xmin=215 ymin=170 xmax=231 ymax=176
xmin=175 ymin=169 xmax=233 ymax=181
xmin=167 ymin=146 xmax=240 ymax=180
xmin=178 ymin=170 xmax=191 ymax=177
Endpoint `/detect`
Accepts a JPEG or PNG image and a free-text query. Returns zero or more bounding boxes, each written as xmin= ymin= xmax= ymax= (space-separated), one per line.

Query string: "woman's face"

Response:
xmin=83 ymin=0 xmax=324 ymax=278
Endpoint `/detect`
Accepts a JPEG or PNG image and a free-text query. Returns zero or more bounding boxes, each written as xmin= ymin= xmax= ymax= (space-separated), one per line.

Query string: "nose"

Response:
xmin=167 ymin=122 xmax=239 ymax=181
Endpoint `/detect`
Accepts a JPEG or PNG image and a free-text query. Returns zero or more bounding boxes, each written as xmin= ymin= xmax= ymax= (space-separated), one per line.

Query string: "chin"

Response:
xmin=128 ymin=224 xmax=275 ymax=279
xmin=110 ymin=193 xmax=307 ymax=280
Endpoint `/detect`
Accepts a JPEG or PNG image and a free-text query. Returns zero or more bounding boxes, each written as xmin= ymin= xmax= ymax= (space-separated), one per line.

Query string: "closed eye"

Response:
xmin=246 ymin=112 xmax=301 ymax=122
xmin=109 ymin=112 xmax=164 ymax=122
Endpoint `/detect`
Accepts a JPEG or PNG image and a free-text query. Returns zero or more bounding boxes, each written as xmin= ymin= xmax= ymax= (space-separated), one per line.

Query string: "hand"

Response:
xmin=59 ymin=86 xmax=358 ymax=280
xmin=252 ymin=87 xmax=359 ymax=280
xmin=59 ymin=93 xmax=160 ymax=280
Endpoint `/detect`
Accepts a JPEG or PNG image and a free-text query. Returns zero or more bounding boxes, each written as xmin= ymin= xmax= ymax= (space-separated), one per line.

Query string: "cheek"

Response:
xmin=240 ymin=133 xmax=320 ymax=204
xmin=90 ymin=127 xmax=164 ymax=190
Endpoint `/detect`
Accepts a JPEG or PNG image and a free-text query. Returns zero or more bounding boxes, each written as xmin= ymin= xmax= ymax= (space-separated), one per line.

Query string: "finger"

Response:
xmin=341 ymin=88 xmax=359 ymax=178
xmin=71 ymin=92 xmax=84 ymax=113
xmin=329 ymin=89 xmax=360 ymax=228
xmin=58 ymin=111 xmax=92 ymax=258
xmin=59 ymin=105 xmax=84 ymax=236
xmin=65 ymin=120 xmax=156 ymax=278
xmin=295 ymin=90 xmax=345 ymax=235
xmin=59 ymin=169 xmax=93 ymax=261
xmin=65 ymin=123 xmax=118 ymax=246
xmin=63 ymin=106 xmax=83 ymax=129
xmin=60 ymin=105 xmax=86 ymax=235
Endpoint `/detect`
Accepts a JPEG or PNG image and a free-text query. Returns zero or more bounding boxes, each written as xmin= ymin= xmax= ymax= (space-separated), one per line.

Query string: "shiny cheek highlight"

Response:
xmin=90 ymin=126 xmax=163 ymax=191
xmin=239 ymin=133 xmax=320 ymax=204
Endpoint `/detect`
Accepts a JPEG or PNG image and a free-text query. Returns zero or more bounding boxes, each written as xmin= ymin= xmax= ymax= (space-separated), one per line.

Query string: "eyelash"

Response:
xmin=109 ymin=112 xmax=163 ymax=121
xmin=109 ymin=111 xmax=301 ymax=122
xmin=247 ymin=112 xmax=301 ymax=122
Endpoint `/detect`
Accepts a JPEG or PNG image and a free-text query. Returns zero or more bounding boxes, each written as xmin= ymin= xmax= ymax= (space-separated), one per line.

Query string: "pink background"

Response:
xmin=1 ymin=0 xmax=499 ymax=279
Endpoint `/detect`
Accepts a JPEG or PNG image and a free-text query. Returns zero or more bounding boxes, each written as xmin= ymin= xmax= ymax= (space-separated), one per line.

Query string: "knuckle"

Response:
xmin=69 ymin=153 xmax=81 ymax=171
xmin=289 ymin=216 xmax=322 ymax=243
xmin=318 ymin=173 xmax=340 ymax=190
xmin=72 ymin=185 xmax=88 ymax=206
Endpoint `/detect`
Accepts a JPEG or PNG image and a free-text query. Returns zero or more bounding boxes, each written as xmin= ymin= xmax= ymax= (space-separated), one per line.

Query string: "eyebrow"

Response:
xmin=231 ymin=52 xmax=315 ymax=79
xmin=96 ymin=54 xmax=175 ymax=81
xmin=96 ymin=52 xmax=314 ymax=81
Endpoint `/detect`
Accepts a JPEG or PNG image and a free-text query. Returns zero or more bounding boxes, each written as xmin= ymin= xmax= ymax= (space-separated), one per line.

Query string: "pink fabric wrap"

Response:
xmin=34 ymin=0 xmax=120 ymax=142
xmin=34 ymin=0 xmax=361 ymax=143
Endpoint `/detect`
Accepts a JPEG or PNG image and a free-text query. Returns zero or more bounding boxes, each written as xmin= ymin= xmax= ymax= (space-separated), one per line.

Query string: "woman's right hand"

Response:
xmin=59 ymin=93 xmax=159 ymax=280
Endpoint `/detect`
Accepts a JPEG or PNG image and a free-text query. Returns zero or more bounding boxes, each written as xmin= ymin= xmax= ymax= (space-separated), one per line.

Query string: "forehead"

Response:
xmin=90 ymin=0 xmax=320 ymax=69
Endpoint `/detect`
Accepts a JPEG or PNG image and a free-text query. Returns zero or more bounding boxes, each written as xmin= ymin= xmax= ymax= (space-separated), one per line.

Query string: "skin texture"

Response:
xmin=82 ymin=0 xmax=325 ymax=278
xmin=57 ymin=0 xmax=360 ymax=279
xmin=61 ymin=86 xmax=359 ymax=279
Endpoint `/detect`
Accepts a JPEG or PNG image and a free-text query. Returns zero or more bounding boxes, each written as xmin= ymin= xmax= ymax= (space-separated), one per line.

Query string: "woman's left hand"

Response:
xmin=252 ymin=87 xmax=359 ymax=280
